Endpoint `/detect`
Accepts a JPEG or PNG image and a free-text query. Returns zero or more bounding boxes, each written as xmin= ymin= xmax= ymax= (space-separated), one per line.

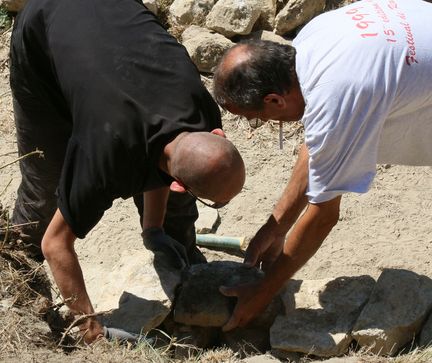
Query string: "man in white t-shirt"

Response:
xmin=213 ymin=0 xmax=432 ymax=331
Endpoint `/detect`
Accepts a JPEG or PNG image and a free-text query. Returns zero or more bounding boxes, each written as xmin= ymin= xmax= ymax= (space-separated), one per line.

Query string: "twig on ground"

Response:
xmin=0 ymin=149 xmax=44 ymax=170
xmin=0 ymin=221 xmax=39 ymax=232
xmin=58 ymin=310 xmax=113 ymax=347
xmin=0 ymin=177 xmax=13 ymax=198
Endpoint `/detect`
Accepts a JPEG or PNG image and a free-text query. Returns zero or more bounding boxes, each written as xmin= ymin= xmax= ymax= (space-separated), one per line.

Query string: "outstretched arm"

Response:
xmin=245 ymin=143 xmax=309 ymax=270
xmin=221 ymin=195 xmax=341 ymax=331
xmin=41 ymin=209 xmax=103 ymax=343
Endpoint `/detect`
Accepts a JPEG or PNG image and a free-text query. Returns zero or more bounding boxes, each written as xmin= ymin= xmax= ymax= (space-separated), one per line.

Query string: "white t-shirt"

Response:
xmin=293 ymin=0 xmax=432 ymax=204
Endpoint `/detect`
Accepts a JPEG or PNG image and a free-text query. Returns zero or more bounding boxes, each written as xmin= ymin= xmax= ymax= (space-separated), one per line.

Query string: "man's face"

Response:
xmin=225 ymin=87 xmax=305 ymax=122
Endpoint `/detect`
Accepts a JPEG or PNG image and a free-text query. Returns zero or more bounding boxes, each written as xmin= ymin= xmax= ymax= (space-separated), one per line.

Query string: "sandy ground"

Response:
xmin=1 ymin=27 xmax=431 ymax=313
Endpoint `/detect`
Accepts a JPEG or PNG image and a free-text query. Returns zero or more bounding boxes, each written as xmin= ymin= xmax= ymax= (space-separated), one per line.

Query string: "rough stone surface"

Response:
xmin=221 ymin=327 xmax=270 ymax=356
xmin=274 ymin=0 xmax=326 ymax=35
xmin=271 ymin=276 xmax=375 ymax=357
xmin=241 ymin=30 xmax=292 ymax=45
xmin=174 ymin=261 xmax=264 ymax=327
xmin=195 ymin=205 xmax=219 ymax=234
xmin=171 ymin=324 xmax=219 ymax=358
xmin=1 ymin=0 xmax=26 ymax=12
xmin=253 ymin=0 xmax=277 ymax=30
xmin=270 ymin=349 xmax=302 ymax=362
xmin=205 ymin=0 xmax=261 ymax=38
xmin=182 ymin=26 xmax=234 ymax=73
xmin=169 ymin=0 xmax=215 ymax=26
xmin=419 ymin=312 xmax=432 ymax=347
xmin=93 ymin=248 xmax=182 ymax=334
xmin=143 ymin=0 xmax=158 ymax=14
xmin=352 ymin=269 xmax=432 ymax=356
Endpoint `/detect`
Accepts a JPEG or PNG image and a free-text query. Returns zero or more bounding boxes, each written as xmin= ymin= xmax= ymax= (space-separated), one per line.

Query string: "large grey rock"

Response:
xmin=271 ymin=276 xmax=375 ymax=357
xmin=205 ymin=0 xmax=261 ymax=38
xmin=182 ymin=26 xmax=234 ymax=73
xmin=169 ymin=0 xmax=215 ymax=26
xmin=352 ymin=269 xmax=432 ymax=356
xmin=274 ymin=0 xmax=326 ymax=35
xmin=419 ymin=312 xmax=432 ymax=347
xmin=94 ymin=248 xmax=182 ymax=334
xmin=174 ymin=261 xmax=263 ymax=327
xmin=1 ymin=0 xmax=26 ymax=12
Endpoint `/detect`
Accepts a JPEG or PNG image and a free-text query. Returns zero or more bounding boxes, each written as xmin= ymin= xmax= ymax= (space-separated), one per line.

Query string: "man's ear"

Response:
xmin=263 ymin=93 xmax=286 ymax=108
xmin=210 ymin=128 xmax=226 ymax=138
xmin=170 ymin=180 xmax=187 ymax=193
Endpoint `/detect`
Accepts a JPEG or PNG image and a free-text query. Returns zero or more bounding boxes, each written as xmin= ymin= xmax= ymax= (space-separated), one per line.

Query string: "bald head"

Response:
xmin=169 ymin=132 xmax=245 ymax=203
xmin=214 ymin=40 xmax=297 ymax=111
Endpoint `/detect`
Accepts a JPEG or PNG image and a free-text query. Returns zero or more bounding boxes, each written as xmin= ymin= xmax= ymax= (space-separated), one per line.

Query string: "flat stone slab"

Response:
xmin=174 ymin=261 xmax=263 ymax=327
xmin=352 ymin=269 xmax=432 ymax=356
xmin=93 ymin=248 xmax=182 ymax=334
xmin=271 ymin=276 xmax=375 ymax=357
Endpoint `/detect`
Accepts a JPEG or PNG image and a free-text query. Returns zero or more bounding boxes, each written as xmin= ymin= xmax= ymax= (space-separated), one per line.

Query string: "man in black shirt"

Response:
xmin=10 ymin=0 xmax=245 ymax=342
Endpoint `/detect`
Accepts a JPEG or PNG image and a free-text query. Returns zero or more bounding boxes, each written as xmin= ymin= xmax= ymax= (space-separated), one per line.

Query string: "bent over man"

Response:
xmin=214 ymin=0 xmax=432 ymax=330
xmin=10 ymin=0 xmax=245 ymax=342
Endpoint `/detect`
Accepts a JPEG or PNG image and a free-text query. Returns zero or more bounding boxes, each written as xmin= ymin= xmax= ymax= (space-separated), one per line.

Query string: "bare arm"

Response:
xmin=245 ymin=143 xmax=309 ymax=269
xmin=222 ymin=196 xmax=341 ymax=330
xmin=142 ymin=187 xmax=170 ymax=230
xmin=41 ymin=209 xmax=102 ymax=342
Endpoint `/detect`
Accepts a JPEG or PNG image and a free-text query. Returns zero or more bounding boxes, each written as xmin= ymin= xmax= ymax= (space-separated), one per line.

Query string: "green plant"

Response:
xmin=0 ymin=6 xmax=12 ymax=33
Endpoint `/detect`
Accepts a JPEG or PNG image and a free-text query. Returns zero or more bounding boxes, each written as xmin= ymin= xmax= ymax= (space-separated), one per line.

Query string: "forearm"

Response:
xmin=42 ymin=209 xmax=94 ymax=315
xmin=269 ymin=143 xmax=309 ymax=234
xmin=142 ymin=187 xmax=170 ymax=230
xmin=262 ymin=197 xmax=341 ymax=295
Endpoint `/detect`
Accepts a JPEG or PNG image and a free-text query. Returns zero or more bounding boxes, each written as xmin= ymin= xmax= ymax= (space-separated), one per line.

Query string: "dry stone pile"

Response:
xmin=1 ymin=0 xmax=355 ymax=73
xmin=91 ymin=250 xmax=432 ymax=360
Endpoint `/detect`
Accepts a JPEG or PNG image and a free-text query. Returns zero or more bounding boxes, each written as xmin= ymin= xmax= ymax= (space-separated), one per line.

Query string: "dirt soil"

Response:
xmin=0 ymin=17 xmax=431 ymax=361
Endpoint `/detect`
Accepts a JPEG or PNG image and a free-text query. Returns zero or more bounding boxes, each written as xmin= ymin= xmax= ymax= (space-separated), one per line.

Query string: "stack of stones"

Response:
xmin=1 ymin=0 xmax=355 ymax=73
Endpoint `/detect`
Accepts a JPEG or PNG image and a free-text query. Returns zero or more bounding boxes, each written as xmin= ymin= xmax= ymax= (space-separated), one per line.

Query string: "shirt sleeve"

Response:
xmin=302 ymin=79 xmax=389 ymax=204
xmin=57 ymin=138 xmax=113 ymax=239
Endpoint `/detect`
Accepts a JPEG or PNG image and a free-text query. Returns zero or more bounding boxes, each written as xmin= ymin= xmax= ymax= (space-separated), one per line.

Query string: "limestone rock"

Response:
xmin=352 ymin=269 xmax=432 ymax=356
xmin=241 ymin=30 xmax=292 ymax=45
xmin=274 ymin=0 xmax=326 ymax=35
xmin=270 ymin=276 xmax=375 ymax=357
xmin=182 ymin=26 xmax=234 ymax=73
xmin=205 ymin=0 xmax=261 ymax=38
xmin=169 ymin=0 xmax=215 ymax=26
xmin=143 ymin=0 xmax=158 ymax=14
xmin=419 ymin=312 xmax=432 ymax=347
xmin=195 ymin=205 xmax=219 ymax=234
xmin=1 ymin=0 xmax=26 ymax=12
xmin=174 ymin=261 xmax=263 ymax=326
xmin=94 ymin=248 xmax=182 ymax=334
xmin=253 ymin=0 xmax=277 ymax=30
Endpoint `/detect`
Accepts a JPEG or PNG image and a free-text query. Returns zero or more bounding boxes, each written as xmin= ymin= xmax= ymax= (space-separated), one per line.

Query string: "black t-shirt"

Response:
xmin=12 ymin=0 xmax=222 ymax=238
